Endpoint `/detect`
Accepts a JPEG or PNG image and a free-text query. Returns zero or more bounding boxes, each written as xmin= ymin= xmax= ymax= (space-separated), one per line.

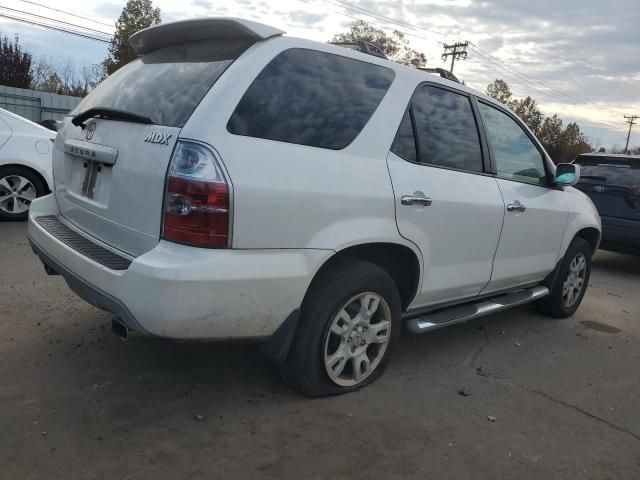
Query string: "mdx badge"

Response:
xmin=144 ymin=131 xmax=172 ymax=145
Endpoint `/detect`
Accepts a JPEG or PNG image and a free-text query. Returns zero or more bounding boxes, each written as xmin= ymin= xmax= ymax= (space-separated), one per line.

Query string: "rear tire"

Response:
xmin=282 ymin=259 xmax=402 ymax=397
xmin=0 ymin=166 xmax=47 ymax=221
xmin=535 ymin=237 xmax=592 ymax=318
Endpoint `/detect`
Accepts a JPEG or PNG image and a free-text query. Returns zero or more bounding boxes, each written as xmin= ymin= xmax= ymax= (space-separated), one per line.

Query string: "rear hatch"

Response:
xmin=573 ymin=155 xmax=640 ymax=224
xmin=53 ymin=36 xmax=252 ymax=257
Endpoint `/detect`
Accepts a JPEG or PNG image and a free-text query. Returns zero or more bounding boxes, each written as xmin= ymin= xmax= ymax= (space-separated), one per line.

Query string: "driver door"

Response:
xmin=477 ymin=101 xmax=568 ymax=293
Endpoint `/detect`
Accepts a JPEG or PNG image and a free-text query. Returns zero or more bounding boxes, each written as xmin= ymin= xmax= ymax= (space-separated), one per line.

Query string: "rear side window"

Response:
xmin=227 ymin=48 xmax=395 ymax=150
xmin=391 ymin=109 xmax=417 ymax=163
xmin=575 ymin=157 xmax=640 ymax=187
xmin=410 ymin=85 xmax=483 ymax=172
xmin=72 ymin=39 xmax=251 ymax=127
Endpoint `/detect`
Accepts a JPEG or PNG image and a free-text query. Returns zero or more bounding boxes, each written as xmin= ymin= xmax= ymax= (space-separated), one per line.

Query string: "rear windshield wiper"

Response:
xmin=72 ymin=107 xmax=154 ymax=129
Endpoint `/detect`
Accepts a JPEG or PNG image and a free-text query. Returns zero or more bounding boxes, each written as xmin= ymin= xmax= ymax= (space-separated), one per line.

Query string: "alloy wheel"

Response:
xmin=0 ymin=175 xmax=36 ymax=214
xmin=562 ymin=253 xmax=586 ymax=308
xmin=323 ymin=292 xmax=392 ymax=387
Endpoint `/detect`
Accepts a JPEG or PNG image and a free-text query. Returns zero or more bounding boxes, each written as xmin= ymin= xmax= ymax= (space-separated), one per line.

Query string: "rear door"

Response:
xmin=477 ymin=101 xmax=568 ymax=292
xmin=53 ymin=39 xmax=250 ymax=256
xmin=387 ymin=83 xmax=505 ymax=306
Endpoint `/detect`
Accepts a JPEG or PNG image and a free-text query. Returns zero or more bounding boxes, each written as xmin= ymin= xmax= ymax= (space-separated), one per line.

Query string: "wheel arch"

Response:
xmin=574 ymin=227 xmax=601 ymax=257
xmin=307 ymin=242 xmax=422 ymax=311
xmin=0 ymin=162 xmax=51 ymax=193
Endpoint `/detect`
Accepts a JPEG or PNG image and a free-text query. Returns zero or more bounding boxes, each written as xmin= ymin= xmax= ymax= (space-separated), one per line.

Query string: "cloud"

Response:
xmin=92 ymin=2 xmax=123 ymax=21
xmin=352 ymin=0 xmax=640 ymax=146
xmin=190 ymin=0 xmax=212 ymax=8
xmin=0 ymin=0 xmax=637 ymax=147
xmin=287 ymin=10 xmax=327 ymax=25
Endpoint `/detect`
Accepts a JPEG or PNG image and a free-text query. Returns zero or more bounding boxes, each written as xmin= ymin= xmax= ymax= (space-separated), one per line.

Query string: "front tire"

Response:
xmin=282 ymin=259 xmax=402 ymax=397
xmin=536 ymin=237 xmax=592 ymax=318
xmin=0 ymin=166 xmax=47 ymax=221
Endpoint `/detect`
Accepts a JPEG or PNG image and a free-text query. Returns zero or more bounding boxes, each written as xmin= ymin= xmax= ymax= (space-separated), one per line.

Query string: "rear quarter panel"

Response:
xmin=180 ymin=37 xmax=419 ymax=255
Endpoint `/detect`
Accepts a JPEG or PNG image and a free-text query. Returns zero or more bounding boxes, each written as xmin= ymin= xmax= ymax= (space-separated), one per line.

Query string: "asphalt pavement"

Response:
xmin=1 ymin=221 xmax=638 ymax=479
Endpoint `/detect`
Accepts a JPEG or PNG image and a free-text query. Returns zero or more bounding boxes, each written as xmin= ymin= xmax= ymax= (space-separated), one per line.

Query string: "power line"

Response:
xmin=3 ymin=0 xmax=631 ymax=134
xmin=17 ymin=0 xmax=114 ymax=28
xmin=318 ymin=0 xmax=452 ymax=40
xmin=468 ymin=48 xmax=625 ymax=124
xmin=0 ymin=12 xmax=111 ymax=43
xmin=470 ymin=44 xmax=627 ymax=116
xmin=299 ymin=0 xmax=434 ymax=44
xmin=313 ymin=0 xmax=628 ymax=121
xmin=0 ymin=6 xmax=112 ymax=37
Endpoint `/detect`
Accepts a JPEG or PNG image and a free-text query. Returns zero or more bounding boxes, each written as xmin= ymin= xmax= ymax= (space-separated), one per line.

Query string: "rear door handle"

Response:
xmin=401 ymin=195 xmax=432 ymax=206
xmin=507 ymin=200 xmax=526 ymax=212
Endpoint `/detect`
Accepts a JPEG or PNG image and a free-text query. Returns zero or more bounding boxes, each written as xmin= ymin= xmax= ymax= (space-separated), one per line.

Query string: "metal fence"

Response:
xmin=0 ymin=85 xmax=81 ymax=123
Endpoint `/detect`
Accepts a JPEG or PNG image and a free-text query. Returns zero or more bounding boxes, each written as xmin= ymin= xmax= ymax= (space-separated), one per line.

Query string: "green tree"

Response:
xmin=560 ymin=122 xmax=591 ymax=162
xmin=485 ymin=79 xmax=592 ymax=163
xmin=0 ymin=34 xmax=32 ymax=88
xmin=330 ymin=20 xmax=426 ymax=68
xmin=485 ymin=79 xmax=513 ymax=105
xmin=510 ymin=96 xmax=543 ymax=135
xmin=103 ymin=0 xmax=161 ymax=75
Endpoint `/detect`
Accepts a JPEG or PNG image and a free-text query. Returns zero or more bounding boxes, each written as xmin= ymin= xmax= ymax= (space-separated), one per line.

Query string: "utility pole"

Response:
xmin=624 ymin=115 xmax=639 ymax=153
xmin=441 ymin=41 xmax=469 ymax=73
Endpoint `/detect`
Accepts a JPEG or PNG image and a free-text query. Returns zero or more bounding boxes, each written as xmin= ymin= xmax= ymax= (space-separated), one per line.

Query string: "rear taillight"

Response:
xmin=162 ymin=141 xmax=230 ymax=248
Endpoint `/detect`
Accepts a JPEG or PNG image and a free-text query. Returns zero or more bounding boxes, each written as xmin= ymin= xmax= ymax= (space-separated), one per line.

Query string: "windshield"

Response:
xmin=72 ymin=39 xmax=251 ymax=128
xmin=575 ymin=156 xmax=640 ymax=187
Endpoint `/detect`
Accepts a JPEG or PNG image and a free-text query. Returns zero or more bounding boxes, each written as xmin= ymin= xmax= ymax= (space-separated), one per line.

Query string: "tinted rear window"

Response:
xmin=391 ymin=109 xmax=418 ymax=162
xmin=72 ymin=40 xmax=250 ymax=127
xmin=227 ymin=48 xmax=395 ymax=150
xmin=575 ymin=156 xmax=640 ymax=186
xmin=411 ymin=85 xmax=484 ymax=172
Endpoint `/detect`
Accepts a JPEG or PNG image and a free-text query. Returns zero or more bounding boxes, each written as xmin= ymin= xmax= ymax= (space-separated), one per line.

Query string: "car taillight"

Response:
xmin=162 ymin=141 xmax=230 ymax=248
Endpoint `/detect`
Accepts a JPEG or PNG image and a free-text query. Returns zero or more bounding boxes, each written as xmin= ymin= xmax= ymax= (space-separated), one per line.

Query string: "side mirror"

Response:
xmin=554 ymin=163 xmax=580 ymax=187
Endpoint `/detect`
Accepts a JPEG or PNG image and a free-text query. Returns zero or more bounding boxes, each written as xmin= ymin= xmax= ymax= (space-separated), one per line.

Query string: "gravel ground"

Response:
xmin=1 ymin=221 xmax=639 ymax=479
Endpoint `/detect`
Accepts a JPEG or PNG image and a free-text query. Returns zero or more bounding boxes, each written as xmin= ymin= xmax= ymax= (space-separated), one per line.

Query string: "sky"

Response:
xmin=1 ymin=0 xmax=639 ymax=149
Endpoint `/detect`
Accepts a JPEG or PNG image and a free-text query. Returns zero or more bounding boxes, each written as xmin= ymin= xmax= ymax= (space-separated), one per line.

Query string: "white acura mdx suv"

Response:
xmin=27 ymin=18 xmax=601 ymax=396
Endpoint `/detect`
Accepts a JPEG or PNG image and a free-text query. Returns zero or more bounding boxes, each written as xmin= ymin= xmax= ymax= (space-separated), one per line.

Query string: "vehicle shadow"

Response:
xmin=592 ymin=250 xmax=640 ymax=277
xmin=34 ymin=302 xmax=549 ymax=410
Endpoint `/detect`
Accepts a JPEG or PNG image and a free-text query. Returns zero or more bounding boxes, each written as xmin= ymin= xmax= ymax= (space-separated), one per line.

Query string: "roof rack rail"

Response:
xmin=330 ymin=41 xmax=388 ymax=60
xmin=418 ymin=67 xmax=461 ymax=84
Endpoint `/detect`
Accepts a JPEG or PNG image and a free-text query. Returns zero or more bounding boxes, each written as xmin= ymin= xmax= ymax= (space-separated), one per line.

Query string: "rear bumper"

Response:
xmin=28 ymin=194 xmax=332 ymax=339
xmin=600 ymin=217 xmax=640 ymax=254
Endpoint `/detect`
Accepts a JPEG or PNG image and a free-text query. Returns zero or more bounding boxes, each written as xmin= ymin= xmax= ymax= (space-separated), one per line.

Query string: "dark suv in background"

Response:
xmin=573 ymin=153 xmax=640 ymax=254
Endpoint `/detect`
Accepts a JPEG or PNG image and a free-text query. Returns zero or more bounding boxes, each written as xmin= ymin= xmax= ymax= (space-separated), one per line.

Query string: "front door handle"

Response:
xmin=507 ymin=200 xmax=526 ymax=212
xmin=401 ymin=195 xmax=432 ymax=206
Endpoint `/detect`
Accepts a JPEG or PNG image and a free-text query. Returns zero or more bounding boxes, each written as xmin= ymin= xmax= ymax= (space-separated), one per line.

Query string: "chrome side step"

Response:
xmin=406 ymin=286 xmax=549 ymax=334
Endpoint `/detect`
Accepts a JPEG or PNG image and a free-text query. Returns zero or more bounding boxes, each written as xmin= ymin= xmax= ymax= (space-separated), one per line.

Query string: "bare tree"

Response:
xmin=29 ymin=56 xmax=55 ymax=90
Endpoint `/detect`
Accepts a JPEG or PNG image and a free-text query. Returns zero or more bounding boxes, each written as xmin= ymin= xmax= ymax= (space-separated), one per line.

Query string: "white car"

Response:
xmin=0 ymin=108 xmax=55 ymax=220
xmin=27 ymin=18 xmax=601 ymax=396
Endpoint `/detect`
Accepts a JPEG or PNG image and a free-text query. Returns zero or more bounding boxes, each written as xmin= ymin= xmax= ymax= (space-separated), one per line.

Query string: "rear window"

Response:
xmin=72 ymin=39 xmax=251 ymax=128
xmin=227 ymin=48 xmax=395 ymax=150
xmin=575 ymin=156 xmax=640 ymax=187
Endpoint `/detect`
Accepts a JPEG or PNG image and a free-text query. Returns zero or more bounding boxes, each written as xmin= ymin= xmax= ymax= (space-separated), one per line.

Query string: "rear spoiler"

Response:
xmin=129 ymin=17 xmax=285 ymax=55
